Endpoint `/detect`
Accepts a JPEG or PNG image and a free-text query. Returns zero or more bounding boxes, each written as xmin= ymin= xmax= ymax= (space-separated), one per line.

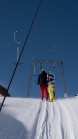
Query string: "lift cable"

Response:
xmin=0 ymin=2 xmax=22 ymax=40
xmin=28 ymin=0 xmax=46 ymax=60
xmin=0 ymin=0 xmax=42 ymax=112
xmin=48 ymin=0 xmax=56 ymax=71
xmin=49 ymin=0 xmax=55 ymax=43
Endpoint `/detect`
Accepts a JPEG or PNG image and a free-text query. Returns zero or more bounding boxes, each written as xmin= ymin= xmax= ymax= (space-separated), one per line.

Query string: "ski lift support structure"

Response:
xmin=13 ymin=31 xmax=23 ymax=65
xmin=26 ymin=59 xmax=67 ymax=98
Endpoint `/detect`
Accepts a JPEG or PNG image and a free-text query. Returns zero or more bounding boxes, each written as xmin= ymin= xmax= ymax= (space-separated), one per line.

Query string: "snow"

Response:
xmin=0 ymin=96 xmax=78 ymax=139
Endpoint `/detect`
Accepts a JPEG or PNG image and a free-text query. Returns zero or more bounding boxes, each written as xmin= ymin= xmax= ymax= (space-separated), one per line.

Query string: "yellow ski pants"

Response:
xmin=48 ymin=84 xmax=54 ymax=100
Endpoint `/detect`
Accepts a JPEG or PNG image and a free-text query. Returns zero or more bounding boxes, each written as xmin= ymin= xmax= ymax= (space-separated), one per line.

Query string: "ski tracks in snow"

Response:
xmin=30 ymin=100 xmax=51 ymax=139
xmin=56 ymin=100 xmax=78 ymax=139
xmin=1 ymin=97 xmax=78 ymax=139
xmin=32 ymin=100 xmax=63 ymax=139
xmin=30 ymin=100 xmax=47 ymax=139
xmin=31 ymin=99 xmax=78 ymax=139
xmin=46 ymin=101 xmax=65 ymax=139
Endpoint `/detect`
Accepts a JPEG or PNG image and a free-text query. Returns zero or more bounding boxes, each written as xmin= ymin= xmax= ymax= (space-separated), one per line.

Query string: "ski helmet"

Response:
xmin=49 ymin=70 xmax=52 ymax=74
xmin=42 ymin=69 xmax=46 ymax=72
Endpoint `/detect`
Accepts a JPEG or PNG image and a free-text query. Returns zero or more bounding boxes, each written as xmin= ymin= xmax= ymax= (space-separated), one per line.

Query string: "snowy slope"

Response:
xmin=0 ymin=97 xmax=78 ymax=139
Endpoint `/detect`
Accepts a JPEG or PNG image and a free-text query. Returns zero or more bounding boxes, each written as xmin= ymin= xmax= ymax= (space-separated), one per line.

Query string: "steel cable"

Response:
xmin=0 ymin=0 xmax=42 ymax=112
xmin=28 ymin=0 xmax=46 ymax=59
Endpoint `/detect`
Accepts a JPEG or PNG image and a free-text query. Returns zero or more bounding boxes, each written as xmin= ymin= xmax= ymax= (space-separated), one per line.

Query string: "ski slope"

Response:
xmin=0 ymin=96 xmax=78 ymax=139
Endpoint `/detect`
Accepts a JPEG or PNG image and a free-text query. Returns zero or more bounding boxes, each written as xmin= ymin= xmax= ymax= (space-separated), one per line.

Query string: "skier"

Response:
xmin=37 ymin=69 xmax=48 ymax=100
xmin=47 ymin=71 xmax=55 ymax=101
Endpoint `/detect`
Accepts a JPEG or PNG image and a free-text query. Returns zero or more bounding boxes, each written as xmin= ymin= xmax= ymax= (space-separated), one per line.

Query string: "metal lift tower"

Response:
xmin=13 ymin=31 xmax=23 ymax=65
xmin=26 ymin=59 xmax=67 ymax=98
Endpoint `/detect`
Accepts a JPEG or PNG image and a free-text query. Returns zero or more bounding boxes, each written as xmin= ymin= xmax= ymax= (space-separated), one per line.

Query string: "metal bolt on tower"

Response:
xmin=26 ymin=59 xmax=67 ymax=98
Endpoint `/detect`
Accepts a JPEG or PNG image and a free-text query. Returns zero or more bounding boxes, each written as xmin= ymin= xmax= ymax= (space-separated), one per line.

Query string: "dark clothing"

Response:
xmin=37 ymin=71 xmax=48 ymax=99
xmin=38 ymin=71 xmax=47 ymax=85
xmin=47 ymin=73 xmax=54 ymax=84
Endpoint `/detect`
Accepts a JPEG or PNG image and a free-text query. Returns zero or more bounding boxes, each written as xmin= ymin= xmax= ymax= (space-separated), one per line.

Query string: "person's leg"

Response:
xmin=40 ymin=85 xmax=44 ymax=99
xmin=44 ymin=85 xmax=48 ymax=100
xmin=48 ymin=85 xmax=50 ymax=100
xmin=47 ymin=85 xmax=50 ymax=100
xmin=53 ymin=91 xmax=55 ymax=99
xmin=48 ymin=84 xmax=53 ymax=101
xmin=52 ymin=84 xmax=54 ymax=100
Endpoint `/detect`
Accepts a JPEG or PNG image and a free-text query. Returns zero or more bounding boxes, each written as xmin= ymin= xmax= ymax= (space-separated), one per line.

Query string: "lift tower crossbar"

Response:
xmin=26 ymin=59 xmax=67 ymax=98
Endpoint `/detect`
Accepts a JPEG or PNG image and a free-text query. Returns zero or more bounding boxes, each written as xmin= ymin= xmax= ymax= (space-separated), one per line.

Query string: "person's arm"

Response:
xmin=37 ymin=74 xmax=40 ymax=85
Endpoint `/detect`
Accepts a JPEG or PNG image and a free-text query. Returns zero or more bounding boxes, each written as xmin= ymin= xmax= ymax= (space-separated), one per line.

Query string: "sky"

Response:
xmin=0 ymin=0 xmax=78 ymax=98
xmin=0 ymin=96 xmax=78 ymax=139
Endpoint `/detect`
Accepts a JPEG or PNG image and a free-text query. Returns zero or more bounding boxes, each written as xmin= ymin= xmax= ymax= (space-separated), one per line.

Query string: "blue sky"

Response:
xmin=0 ymin=0 xmax=78 ymax=98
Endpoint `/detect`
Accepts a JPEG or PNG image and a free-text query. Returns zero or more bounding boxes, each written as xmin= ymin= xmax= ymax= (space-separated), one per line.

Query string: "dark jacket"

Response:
xmin=38 ymin=71 xmax=47 ymax=85
xmin=47 ymin=73 xmax=54 ymax=84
